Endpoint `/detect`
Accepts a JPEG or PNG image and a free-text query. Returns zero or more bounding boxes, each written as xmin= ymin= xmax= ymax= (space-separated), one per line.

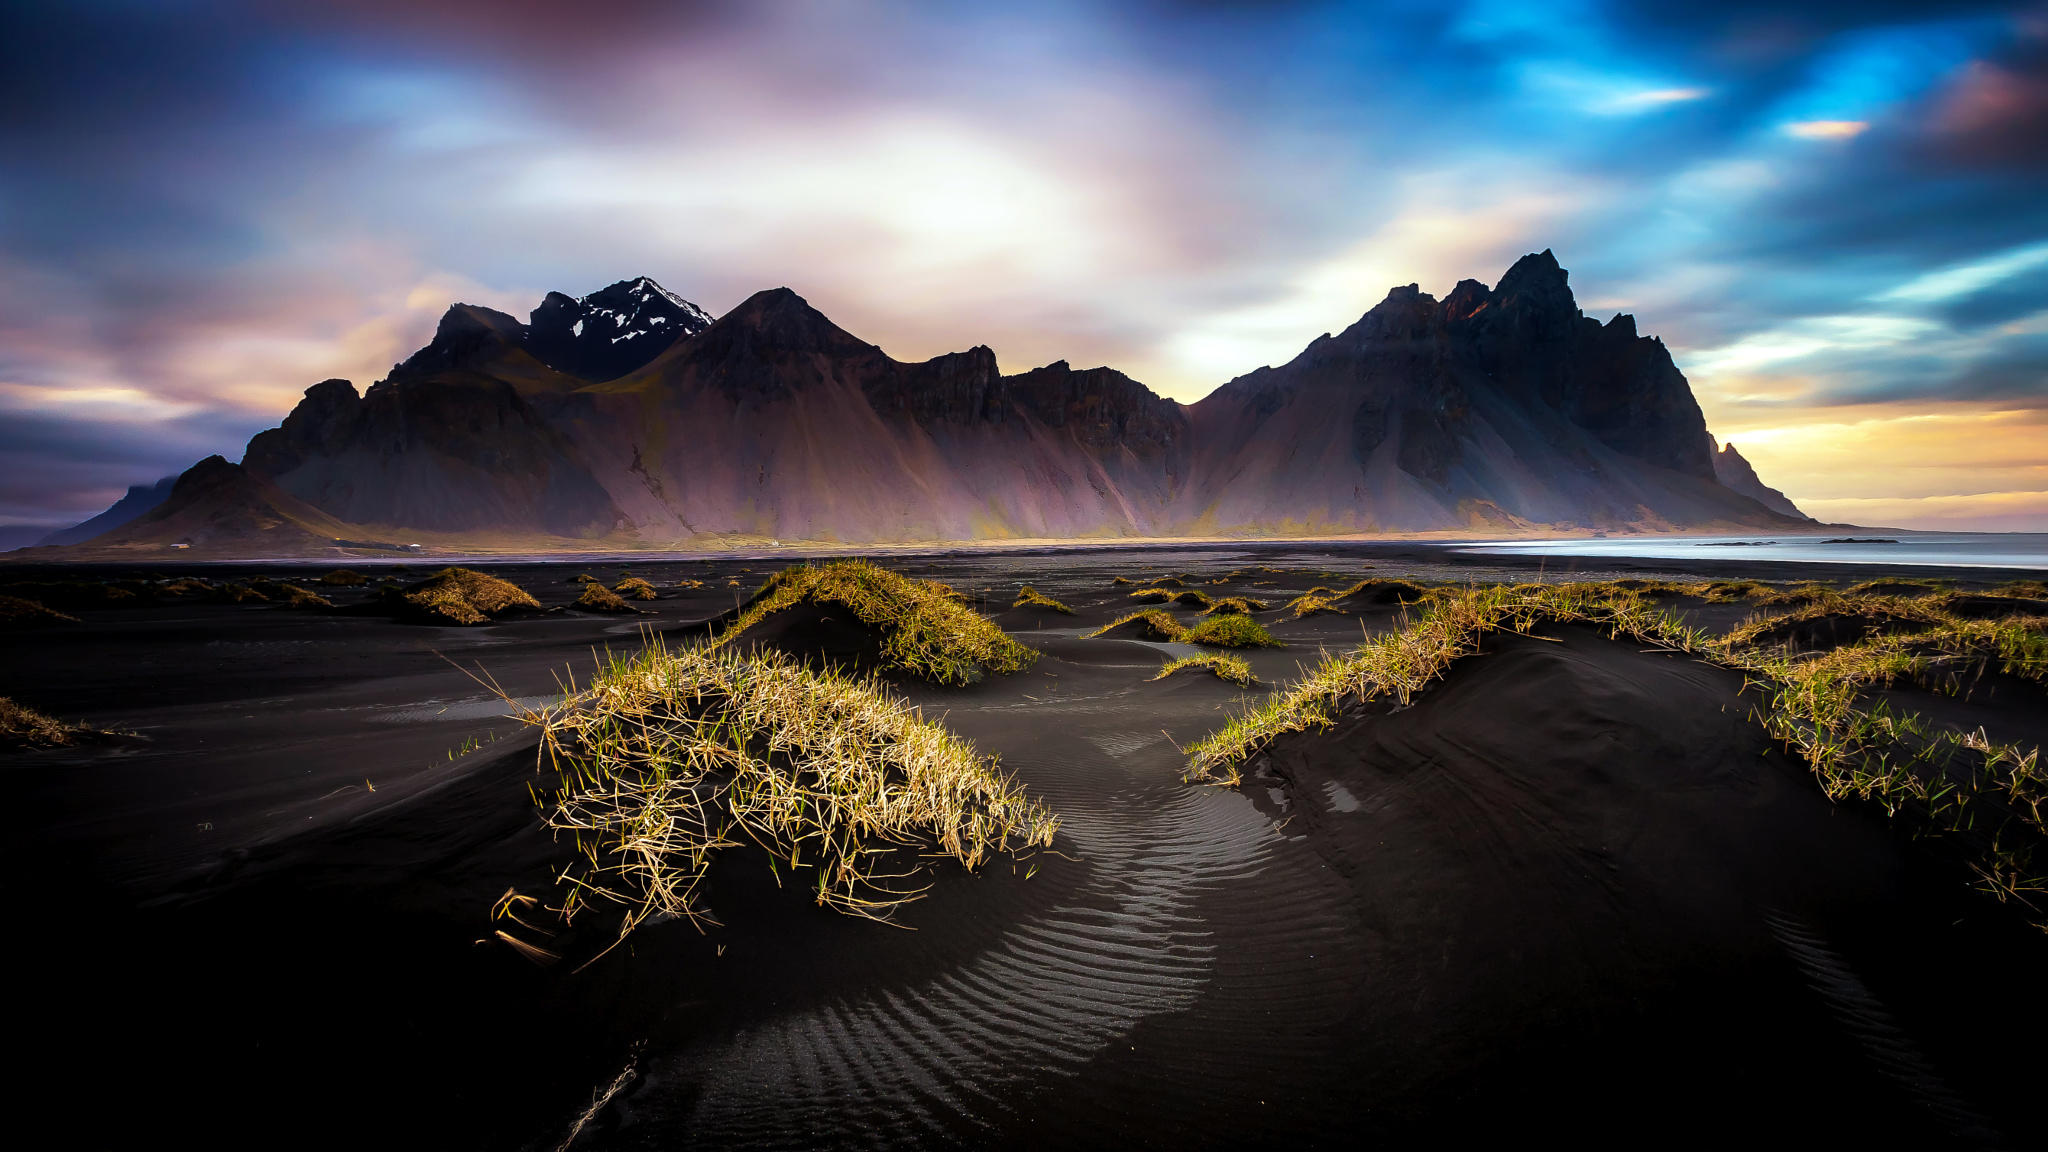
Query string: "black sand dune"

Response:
xmin=712 ymin=598 xmax=893 ymax=674
xmin=1741 ymin=606 xmax=1943 ymax=651
xmin=7 ymin=545 xmax=2045 ymax=1149
xmin=1231 ymin=624 xmax=2045 ymax=1143
xmin=1945 ymin=594 xmax=2048 ymax=620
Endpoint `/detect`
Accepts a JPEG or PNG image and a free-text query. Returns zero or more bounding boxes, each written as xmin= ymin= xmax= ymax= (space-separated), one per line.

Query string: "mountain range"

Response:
xmin=34 ymin=252 xmax=1813 ymax=556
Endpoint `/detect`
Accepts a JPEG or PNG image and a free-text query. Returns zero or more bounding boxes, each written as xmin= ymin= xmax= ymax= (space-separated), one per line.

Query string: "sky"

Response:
xmin=2 ymin=0 xmax=2046 ymax=532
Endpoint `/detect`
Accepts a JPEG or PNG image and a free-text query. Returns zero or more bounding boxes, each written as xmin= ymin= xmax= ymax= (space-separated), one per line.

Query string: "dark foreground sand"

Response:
xmin=5 ymin=543 xmax=2046 ymax=1149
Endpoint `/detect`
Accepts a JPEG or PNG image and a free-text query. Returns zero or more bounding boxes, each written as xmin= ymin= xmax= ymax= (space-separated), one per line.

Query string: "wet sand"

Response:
xmin=5 ymin=543 xmax=2046 ymax=1149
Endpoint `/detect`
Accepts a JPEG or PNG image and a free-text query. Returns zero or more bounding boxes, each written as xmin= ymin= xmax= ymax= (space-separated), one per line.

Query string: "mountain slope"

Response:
xmin=1174 ymin=252 xmax=1778 ymax=532
xmin=55 ymin=255 xmax=1811 ymax=553
xmin=244 ymin=371 xmax=622 ymax=538
xmin=1712 ymin=440 xmax=1813 ymax=521
xmin=71 ymin=456 xmax=355 ymax=553
xmin=544 ymin=288 xmax=1191 ymax=543
xmin=38 ymin=474 xmax=178 ymax=546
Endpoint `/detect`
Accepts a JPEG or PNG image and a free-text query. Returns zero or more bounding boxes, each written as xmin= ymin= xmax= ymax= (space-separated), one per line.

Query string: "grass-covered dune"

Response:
xmin=1189 ymin=580 xmax=2048 ymax=928
xmin=503 ymin=638 xmax=1059 ymax=958
xmin=1090 ymin=608 xmax=1282 ymax=648
xmin=714 ymin=559 xmax=1037 ymax=684
xmin=381 ymin=567 xmax=545 ymax=625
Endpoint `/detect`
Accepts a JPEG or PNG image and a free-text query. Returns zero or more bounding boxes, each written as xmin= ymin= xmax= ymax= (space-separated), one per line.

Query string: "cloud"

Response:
xmin=1784 ymin=118 xmax=1870 ymax=137
xmin=0 ymin=406 xmax=271 ymax=523
xmin=3 ymin=0 xmax=2047 ymax=528
xmin=1798 ymin=489 xmax=2048 ymax=531
xmin=1922 ymin=40 xmax=2048 ymax=169
xmin=1878 ymin=237 xmax=2048 ymax=301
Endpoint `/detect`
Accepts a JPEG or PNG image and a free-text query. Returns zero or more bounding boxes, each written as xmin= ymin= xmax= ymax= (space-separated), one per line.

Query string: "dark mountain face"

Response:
xmin=1215 ymin=249 xmax=1716 ymax=486
xmin=1176 ymin=249 xmax=1747 ymax=532
xmin=243 ymin=376 xmax=621 ymax=537
xmin=525 ymin=277 xmax=714 ymax=381
xmin=57 ymin=254 xmax=1807 ymax=554
xmin=1713 ymin=441 xmax=1813 ymax=521
xmin=80 ymin=455 xmax=344 ymax=552
xmin=1462 ymin=251 xmax=1715 ymax=478
xmin=1004 ymin=361 xmax=1186 ymax=453
xmin=388 ymin=305 xmax=527 ymax=381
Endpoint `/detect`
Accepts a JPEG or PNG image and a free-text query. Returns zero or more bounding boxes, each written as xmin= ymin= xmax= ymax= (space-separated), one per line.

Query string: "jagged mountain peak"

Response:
xmin=1711 ymin=439 xmax=1812 ymax=521
xmin=1337 ymin=283 xmax=1442 ymax=344
xmin=698 ymin=287 xmax=876 ymax=356
xmin=525 ymin=276 xmax=714 ymax=381
xmin=576 ymin=275 xmax=714 ymax=330
xmin=388 ymin=305 xmax=524 ymax=380
xmin=1489 ymin=248 xmax=1579 ymax=320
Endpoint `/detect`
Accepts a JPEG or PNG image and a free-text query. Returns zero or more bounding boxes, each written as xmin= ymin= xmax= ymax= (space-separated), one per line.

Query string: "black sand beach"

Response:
xmin=6 ymin=542 xmax=2046 ymax=1149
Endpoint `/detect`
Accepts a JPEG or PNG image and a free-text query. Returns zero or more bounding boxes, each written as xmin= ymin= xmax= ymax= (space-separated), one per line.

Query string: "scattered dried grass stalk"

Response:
xmin=0 ymin=594 xmax=80 ymax=629
xmin=521 ymin=639 xmax=1058 ymax=952
xmin=1012 ymin=585 xmax=1073 ymax=614
xmin=1153 ymin=653 xmax=1258 ymax=687
xmin=0 ymin=696 xmax=111 ymax=749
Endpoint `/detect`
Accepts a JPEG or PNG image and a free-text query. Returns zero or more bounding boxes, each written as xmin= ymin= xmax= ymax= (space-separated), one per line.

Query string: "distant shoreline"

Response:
xmin=4 ymin=532 xmax=2044 ymax=580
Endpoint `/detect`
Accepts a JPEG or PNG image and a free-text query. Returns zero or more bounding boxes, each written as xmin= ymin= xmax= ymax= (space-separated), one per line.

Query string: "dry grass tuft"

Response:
xmin=1724 ymin=591 xmax=1961 ymax=651
xmin=510 ymin=639 xmax=1059 ymax=953
xmin=1012 ymin=585 xmax=1074 ymax=614
xmin=285 ymin=586 xmax=333 ymax=609
xmin=0 ymin=696 xmax=114 ymax=749
xmin=1697 ymin=579 xmax=1766 ymax=602
xmin=1845 ymin=578 xmax=1951 ymax=597
xmin=393 ymin=567 xmax=543 ymax=626
xmin=575 ymin=583 xmax=639 ymax=613
xmin=247 ymin=578 xmax=329 ymax=608
xmin=1 ymin=580 xmax=139 ymax=610
xmin=613 ymin=577 xmax=659 ymax=601
xmin=1285 ymin=578 xmax=1427 ymax=617
xmin=714 ymin=560 xmax=1036 ymax=685
xmin=1185 ymin=613 xmax=1282 ymax=649
xmin=1153 ymin=653 xmax=1258 ymax=687
xmin=1128 ymin=587 xmax=1213 ymax=608
xmin=215 ymin=583 xmax=269 ymax=604
xmin=1199 ymin=596 xmax=1269 ymax=616
xmin=1089 ymin=609 xmax=1191 ymax=642
xmin=318 ymin=569 xmax=369 ymax=587
xmin=0 ymin=594 xmax=80 ymax=629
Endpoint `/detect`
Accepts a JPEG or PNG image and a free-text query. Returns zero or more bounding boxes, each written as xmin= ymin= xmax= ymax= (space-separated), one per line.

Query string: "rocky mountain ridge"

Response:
xmin=1712 ymin=440 xmax=1813 ymax=522
xmin=38 ymin=257 xmax=1813 ymax=555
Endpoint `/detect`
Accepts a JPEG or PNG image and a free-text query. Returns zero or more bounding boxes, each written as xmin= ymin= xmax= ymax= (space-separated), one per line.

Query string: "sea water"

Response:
xmin=1457 ymin=532 xmax=2048 ymax=572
